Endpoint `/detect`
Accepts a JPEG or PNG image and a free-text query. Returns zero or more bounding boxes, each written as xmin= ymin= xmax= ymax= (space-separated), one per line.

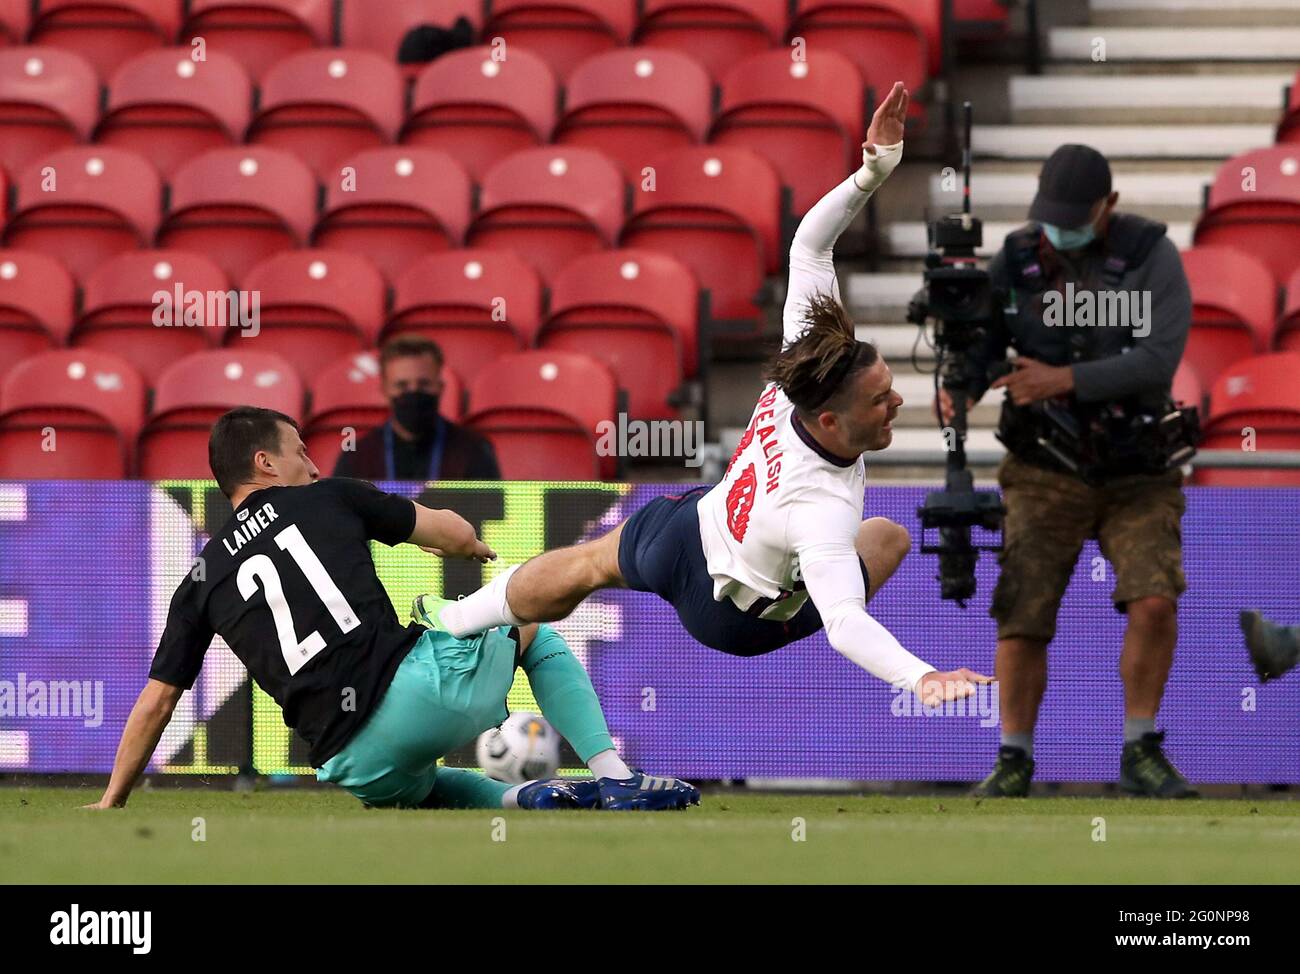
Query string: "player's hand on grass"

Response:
xmin=79 ymin=797 xmax=123 ymax=810
xmin=915 ymin=668 xmax=994 ymax=705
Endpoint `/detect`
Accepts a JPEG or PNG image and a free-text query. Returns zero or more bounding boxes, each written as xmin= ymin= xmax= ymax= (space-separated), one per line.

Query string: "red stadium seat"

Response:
xmin=72 ymin=250 xmax=228 ymax=385
xmin=633 ymin=0 xmax=785 ymax=84
xmin=554 ymin=48 xmax=711 ymax=182
xmin=789 ymin=0 xmax=940 ymax=82
xmin=312 ymin=147 xmax=471 ymax=281
xmin=1179 ymin=246 xmax=1277 ymax=391
xmin=482 ymin=0 xmax=635 ymax=83
xmin=1277 ymin=70 xmax=1300 ymax=145
xmin=0 ymin=48 xmax=99 ymax=175
xmin=28 ymin=0 xmax=181 ymax=80
xmin=4 ymin=147 xmax=161 ymax=280
xmin=621 ymin=146 xmax=780 ymax=328
xmin=468 ymin=147 xmax=624 ymax=281
xmin=0 ymin=349 xmax=146 ymax=477
xmin=235 ymin=250 xmax=386 ymax=382
xmin=340 ymin=0 xmax=482 ymax=76
xmin=1276 ymin=266 xmax=1300 ymax=353
xmin=305 ymin=351 xmax=386 ymax=473
xmin=158 ymin=147 xmax=317 ymax=281
xmin=465 ymin=350 xmax=618 ymax=479
xmin=95 ymin=48 xmax=252 ymax=178
xmin=248 ymin=49 xmax=405 ymax=182
xmin=1197 ymin=352 xmax=1300 ymax=486
xmin=385 ymin=249 xmax=543 ymax=383
xmin=179 ymin=0 xmax=334 ymax=82
xmin=139 ymin=348 xmax=303 ymax=477
xmin=540 ymin=249 xmax=698 ymax=420
xmin=1171 ymin=362 xmax=1202 ymax=415
xmin=1194 ymin=146 xmax=1300 ymax=288
xmin=0 ymin=0 xmax=30 ymax=45
xmin=400 ymin=45 xmax=557 ymax=183
xmin=710 ymin=48 xmax=863 ymax=214
xmin=0 ymin=251 xmax=75 ymax=385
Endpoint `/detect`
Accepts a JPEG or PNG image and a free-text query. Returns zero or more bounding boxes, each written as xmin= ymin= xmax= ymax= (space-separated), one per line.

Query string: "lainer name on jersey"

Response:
xmin=222 ymin=502 xmax=281 ymax=556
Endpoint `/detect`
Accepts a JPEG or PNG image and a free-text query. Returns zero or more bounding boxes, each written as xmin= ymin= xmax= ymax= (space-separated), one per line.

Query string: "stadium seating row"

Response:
xmin=0 ymin=0 xmax=945 ymax=89
xmin=0 ymin=345 xmax=620 ymax=481
xmin=0 ymin=245 xmax=701 ymax=421
xmin=6 ymin=137 xmax=1300 ymax=337
xmin=0 ymin=42 xmax=886 ymax=212
xmin=6 ymin=343 xmax=1298 ymax=484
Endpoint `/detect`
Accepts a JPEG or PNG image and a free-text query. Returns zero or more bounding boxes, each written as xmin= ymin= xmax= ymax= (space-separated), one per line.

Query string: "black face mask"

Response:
xmin=392 ymin=390 xmax=441 ymax=438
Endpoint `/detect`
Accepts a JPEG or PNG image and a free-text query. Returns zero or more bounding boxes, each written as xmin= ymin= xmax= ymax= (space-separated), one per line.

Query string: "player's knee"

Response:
xmin=860 ymin=517 xmax=911 ymax=564
xmin=1127 ymin=596 xmax=1176 ymax=633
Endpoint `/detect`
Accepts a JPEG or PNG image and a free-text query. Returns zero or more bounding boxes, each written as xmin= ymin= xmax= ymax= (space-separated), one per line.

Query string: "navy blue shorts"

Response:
xmin=617 ymin=489 xmax=869 ymax=657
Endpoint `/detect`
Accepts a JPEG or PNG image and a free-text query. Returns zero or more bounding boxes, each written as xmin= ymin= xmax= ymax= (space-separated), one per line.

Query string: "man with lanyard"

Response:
xmin=334 ymin=336 xmax=501 ymax=481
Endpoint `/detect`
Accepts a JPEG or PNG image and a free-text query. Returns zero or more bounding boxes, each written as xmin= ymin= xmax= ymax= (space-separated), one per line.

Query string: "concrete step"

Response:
xmin=972 ymin=123 xmax=1273 ymax=159
xmin=887 ymin=220 xmax=1194 ymax=258
xmin=1010 ymin=73 xmax=1290 ymax=125
xmin=843 ymin=272 xmax=925 ymax=322
xmin=1088 ymin=0 xmax=1300 ymax=28
xmin=928 ymin=169 xmax=1213 ymax=222
xmin=1049 ymin=26 xmax=1300 ymax=61
xmin=854 ymin=321 xmax=935 ymax=361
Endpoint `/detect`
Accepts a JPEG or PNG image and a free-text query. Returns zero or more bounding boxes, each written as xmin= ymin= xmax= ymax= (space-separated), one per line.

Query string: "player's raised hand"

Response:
xmin=865 ymin=81 xmax=908 ymax=152
xmin=915 ymin=668 xmax=994 ymax=705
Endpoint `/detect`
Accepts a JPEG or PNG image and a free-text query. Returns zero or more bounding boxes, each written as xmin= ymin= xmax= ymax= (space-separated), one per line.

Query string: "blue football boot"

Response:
xmin=597 ymin=772 xmax=701 ymax=811
xmin=515 ymin=778 xmax=601 ymax=810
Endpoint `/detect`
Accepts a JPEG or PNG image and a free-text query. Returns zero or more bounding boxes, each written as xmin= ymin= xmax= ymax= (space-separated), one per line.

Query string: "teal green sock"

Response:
xmin=520 ymin=624 xmax=615 ymax=762
xmin=423 ymin=767 xmax=512 ymax=809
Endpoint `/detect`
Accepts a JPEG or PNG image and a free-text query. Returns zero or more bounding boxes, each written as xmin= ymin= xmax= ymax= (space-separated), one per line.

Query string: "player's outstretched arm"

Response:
xmin=82 ymin=679 xmax=183 ymax=809
xmin=783 ymin=81 xmax=908 ymax=346
xmin=409 ymin=503 xmax=497 ymax=563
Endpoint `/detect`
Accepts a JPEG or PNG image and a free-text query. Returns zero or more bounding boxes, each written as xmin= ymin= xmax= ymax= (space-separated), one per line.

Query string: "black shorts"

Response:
xmin=617 ymin=489 xmax=869 ymax=657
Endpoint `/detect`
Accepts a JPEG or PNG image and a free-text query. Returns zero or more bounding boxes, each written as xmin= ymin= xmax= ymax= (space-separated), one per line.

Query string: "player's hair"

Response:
xmin=764 ymin=291 xmax=879 ymax=415
xmin=209 ymin=406 xmax=301 ymax=498
xmin=380 ymin=335 xmax=444 ymax=376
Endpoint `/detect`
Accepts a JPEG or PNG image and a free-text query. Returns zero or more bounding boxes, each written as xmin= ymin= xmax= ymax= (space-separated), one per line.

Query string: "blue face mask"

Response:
xmin=1042 ymin=221 xmax=1096 ymax=252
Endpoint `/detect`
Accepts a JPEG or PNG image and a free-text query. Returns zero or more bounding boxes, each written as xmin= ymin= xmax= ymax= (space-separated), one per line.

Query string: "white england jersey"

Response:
xmin=695 ymin=143 xmax=934 ymax=691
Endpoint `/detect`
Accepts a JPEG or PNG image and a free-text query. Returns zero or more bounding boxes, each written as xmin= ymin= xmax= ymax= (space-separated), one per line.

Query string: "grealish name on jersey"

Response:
xmin=222 ymin=501 xmax=280 ymax=556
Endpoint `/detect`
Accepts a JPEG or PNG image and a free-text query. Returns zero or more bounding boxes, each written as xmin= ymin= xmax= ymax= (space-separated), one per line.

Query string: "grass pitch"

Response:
xmin=3 ymin=787 xmax=1298 ymax=884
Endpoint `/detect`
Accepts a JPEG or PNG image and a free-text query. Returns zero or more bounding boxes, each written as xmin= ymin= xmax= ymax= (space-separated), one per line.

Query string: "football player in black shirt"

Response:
xmin=87 ymin=407 xmax=699 ymax=811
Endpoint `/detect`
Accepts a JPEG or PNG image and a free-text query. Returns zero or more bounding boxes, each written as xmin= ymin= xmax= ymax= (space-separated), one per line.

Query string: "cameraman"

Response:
xmin=940 ymin=144 xmax=1196 ymax=797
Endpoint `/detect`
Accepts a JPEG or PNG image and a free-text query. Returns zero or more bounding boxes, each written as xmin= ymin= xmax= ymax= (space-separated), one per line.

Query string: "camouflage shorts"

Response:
xmin=990 ymin=453 xmax=1187 ymax=642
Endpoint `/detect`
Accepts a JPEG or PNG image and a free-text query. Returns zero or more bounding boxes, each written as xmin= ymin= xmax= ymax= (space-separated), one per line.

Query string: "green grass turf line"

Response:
xmin=3 ymin=788 xmax=1298 ymax=884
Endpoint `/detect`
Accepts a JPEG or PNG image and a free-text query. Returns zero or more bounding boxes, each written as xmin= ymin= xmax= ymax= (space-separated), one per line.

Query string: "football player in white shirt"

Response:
xmin=436 ymin=82 xmax=990 ymax=705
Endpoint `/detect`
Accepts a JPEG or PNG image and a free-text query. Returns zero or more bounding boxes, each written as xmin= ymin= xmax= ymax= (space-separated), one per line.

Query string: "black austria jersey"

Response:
xmin=150 ymin=478 xmax=420 ymax=767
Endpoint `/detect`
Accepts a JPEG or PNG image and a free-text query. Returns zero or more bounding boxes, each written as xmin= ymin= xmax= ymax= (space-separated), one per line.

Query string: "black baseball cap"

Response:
xmin=1028 ymin=144 xmax=1113 ymax=228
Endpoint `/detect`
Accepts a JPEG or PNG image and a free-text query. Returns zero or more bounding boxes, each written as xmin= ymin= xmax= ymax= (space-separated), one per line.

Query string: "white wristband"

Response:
xmin=852 ymin=140 xmax=904 ymax=193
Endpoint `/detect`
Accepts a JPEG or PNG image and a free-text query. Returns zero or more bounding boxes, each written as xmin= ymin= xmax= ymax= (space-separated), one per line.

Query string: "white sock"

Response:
xmin=587 ymin=749 xmax=633 ymax=781
xmin=502 ymin=783 xmax=526 ymax=808
xmin=438 ymin=565 xmax=524 ymax=637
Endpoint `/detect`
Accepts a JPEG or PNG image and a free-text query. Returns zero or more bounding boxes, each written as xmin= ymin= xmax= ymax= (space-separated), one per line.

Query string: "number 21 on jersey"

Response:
xmin=236 ymin=524 xmax=360 ymax=675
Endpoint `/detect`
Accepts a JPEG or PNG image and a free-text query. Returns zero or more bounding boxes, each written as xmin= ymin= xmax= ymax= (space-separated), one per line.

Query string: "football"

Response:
xmin=475 ymin=712 xmax=562 ymax=783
